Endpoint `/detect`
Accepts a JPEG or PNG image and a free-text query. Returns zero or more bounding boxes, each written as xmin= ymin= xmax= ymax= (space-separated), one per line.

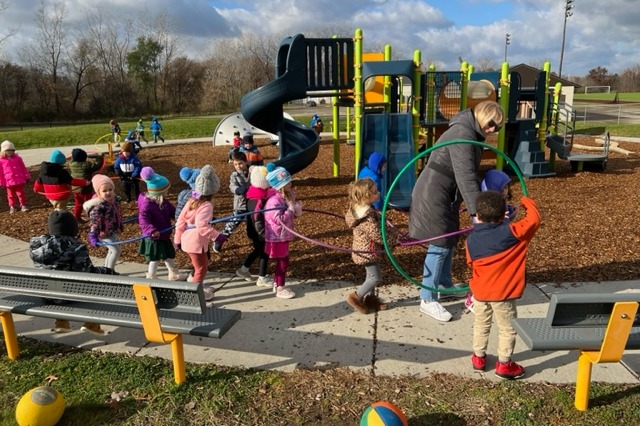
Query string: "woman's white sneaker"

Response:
xmin=419 ymin=300 xmax=452 ymax=322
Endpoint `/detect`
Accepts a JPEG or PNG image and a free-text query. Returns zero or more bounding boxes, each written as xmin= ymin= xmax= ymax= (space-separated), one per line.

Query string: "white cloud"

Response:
xmin=1 ymin=0 xmax=639 ymax=76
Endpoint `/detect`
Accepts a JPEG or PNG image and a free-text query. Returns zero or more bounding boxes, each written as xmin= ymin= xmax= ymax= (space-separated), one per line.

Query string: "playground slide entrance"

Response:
xmin=360 ymin=112 xmax=415 ymax=210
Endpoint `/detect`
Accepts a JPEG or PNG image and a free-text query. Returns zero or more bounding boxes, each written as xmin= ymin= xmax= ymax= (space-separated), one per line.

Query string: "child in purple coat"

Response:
xmin=138 ymin=167 xmax=187 ymax=281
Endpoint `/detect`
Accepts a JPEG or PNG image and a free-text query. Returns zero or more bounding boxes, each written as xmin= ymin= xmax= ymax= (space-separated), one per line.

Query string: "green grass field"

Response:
xmin=574 ymin=92 xmax=640 ymax=102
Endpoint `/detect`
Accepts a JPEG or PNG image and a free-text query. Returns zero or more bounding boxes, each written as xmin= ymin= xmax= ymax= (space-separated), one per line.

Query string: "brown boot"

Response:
xmin=365 ymin=294 xmax=389 ymax=311
xmin=54 ymin=320 xmax=72 ymax=333
xmin=347 ymin=292 xmax=369 ymax=314
xmin=81 ymin=322 xmax=105 ymax=336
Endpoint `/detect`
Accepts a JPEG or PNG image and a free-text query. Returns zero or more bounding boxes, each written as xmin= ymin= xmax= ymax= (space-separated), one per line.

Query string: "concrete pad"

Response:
xmin=137 ymin=278 xmax=375 ymax=374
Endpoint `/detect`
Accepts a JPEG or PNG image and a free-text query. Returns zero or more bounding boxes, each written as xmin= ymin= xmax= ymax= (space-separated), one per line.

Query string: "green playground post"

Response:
xmin=354 ymin=28 xmax=363 ymax=177
xmin=497 ymin=62 xmax=510 ymax=170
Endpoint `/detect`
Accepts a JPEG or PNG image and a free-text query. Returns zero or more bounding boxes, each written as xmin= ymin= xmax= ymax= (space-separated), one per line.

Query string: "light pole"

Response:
xmin=504 ymin=33 xmax=511 ymax=63
xmin=558 ymin=0 xmax=574 ymax=78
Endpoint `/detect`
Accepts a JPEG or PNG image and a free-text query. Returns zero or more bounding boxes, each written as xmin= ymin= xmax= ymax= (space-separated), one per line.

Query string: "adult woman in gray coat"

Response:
xmin=409 ymin=100 xmax=505 ymax=322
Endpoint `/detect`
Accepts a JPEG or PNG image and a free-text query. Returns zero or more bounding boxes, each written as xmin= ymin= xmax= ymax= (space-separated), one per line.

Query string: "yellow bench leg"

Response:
xmin=171 ymin=334 xmax=186 ymax=384
xmin=0 ymin=312 xmax=19 ymax=360
xmin=575 ymin=352 xmax=593 ymax=411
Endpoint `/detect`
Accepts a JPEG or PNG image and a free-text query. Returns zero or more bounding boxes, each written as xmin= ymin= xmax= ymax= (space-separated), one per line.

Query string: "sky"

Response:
xmin=1 ymin=0 xmax=639 ymax=78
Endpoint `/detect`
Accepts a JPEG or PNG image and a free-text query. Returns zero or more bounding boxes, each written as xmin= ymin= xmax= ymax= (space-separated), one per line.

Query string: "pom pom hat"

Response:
xmin=265 ymin=163 xmax=291 ymax=190
xmin=141 ymin=166 xmax=170 ymax=196
xmin=1 ymin=140 xmax=15 ymax=152
xmin=193 ymin=164 xmax=220 ymax=197
xmin=179 ymin=167 xmax=201 ymax=190
xmin=250 ymin=166 xmax=270 ymax=189
xmin=50 ymin=149 xmax=66 ymax=165
xmin=92 ymin=174 xmax=114 ymax=194
xmin=48 ymin=210 xmax=79 ymax=237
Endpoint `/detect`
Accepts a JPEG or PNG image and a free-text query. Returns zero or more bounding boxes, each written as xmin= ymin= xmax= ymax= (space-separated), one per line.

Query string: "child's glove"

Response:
xmin=287 ymin=201 xmax=302 ymax=216
xmin=88 ymin=233 xmax=99 ymax=247
xmin=214 ymin=233 xmax=228 ymax=245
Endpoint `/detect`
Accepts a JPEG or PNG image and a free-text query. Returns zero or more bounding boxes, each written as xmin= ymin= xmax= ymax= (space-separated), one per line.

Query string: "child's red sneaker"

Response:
xmin=495 ymin=360 xmax=525 ymax=379
xmin=471 ymin=353 xmax=486 ymax=371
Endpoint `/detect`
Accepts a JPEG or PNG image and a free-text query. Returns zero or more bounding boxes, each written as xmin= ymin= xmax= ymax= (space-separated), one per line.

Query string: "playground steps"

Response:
xmin=511 ymin=120 xmax=555 ymax=178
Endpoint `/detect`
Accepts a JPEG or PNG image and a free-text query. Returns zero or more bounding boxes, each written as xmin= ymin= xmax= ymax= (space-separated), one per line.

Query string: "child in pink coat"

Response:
xmin=173 ymin=165 xmax=226 ymax=303
xmin=0 ymin=140 xmax=31 ymax=213
xmin=264 ymin=163 xmax=302 ymax=299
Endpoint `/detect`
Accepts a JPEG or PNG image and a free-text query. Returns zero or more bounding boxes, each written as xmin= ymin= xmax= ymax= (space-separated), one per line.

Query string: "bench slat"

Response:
xmin=0 ymin=266 xmax=205 ymax=314
xmin=0 ymin=294 xmax=240 ymax=339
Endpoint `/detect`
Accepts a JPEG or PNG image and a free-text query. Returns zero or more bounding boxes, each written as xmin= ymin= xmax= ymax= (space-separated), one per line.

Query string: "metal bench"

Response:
xmin=0 ymin=265 xmax=241 ymax=383
xmin=512 ymin=292 xmax=640 ymax=410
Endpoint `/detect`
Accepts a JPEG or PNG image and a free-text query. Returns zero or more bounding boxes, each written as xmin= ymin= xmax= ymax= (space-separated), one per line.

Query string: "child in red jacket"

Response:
xmin=465 ymin=190 xmax=541 ymax=380
xmin=34 ymin=149 xmax=88 ymax=210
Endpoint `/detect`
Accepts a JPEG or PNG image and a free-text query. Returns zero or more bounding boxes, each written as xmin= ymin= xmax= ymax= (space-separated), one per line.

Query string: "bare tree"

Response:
xmin=64 ymin=36 xmax=98 ymax=115
xmin=0 ymin=0 xmax=18 ymax=50
xmin=474 ymin=57 xmax=499 ymax=72
xmin=617 ymin=65 xmax=640 ymax=92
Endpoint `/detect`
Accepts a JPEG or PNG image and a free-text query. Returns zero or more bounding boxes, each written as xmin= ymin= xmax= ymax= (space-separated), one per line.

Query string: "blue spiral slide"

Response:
xmin=240 ymin=35 xmax=319 ymax=175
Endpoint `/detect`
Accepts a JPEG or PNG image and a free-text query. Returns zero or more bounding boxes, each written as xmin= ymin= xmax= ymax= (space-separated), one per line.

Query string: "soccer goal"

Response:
xmin=584 ymin=86 xmax=611 ymax=94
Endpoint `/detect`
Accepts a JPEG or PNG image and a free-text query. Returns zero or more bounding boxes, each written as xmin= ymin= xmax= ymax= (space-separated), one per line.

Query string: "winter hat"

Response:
xmin=127 ymin=130 xmax=135 ymax=139
xmin=265 ymin=163 xmax=291 ymax=190
xmin=92 ymin=174 xmax=114 ymax=194
xmin=1 ymin=140 xmax=15 ymax=152
xmin=193 ymin=164 xmax=220 ymax=197
xmin=242 ymin=134 xmax=254 ymax=146
xmin=48 ymin=210 xmax=78 ymax=237
xmin=50 ymin=149 xmax=66 ymax=165
xmin=71 ymin=148 xmax=88 ymax=162
xmin=249 ymin=166 xmax=270 ymax=189
xmin=481 ymin=169 xmax=511 ymax=192
xmin=368 ymin=152 xmax=387 ymax=174
xmin=121 ymin=141 xmax=133 ymax=153
xmin=233 ymin=130 xmax=240 ymax=136
xmin=141 ymin=166 xmax=170 ymax=196
xmin=179 ymin=167 xmax=201 ymax=190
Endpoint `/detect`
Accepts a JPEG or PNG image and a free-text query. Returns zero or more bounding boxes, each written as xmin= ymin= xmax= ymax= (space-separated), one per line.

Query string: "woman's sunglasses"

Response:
xmin=488 ymin=119 xmax=502 ymax=132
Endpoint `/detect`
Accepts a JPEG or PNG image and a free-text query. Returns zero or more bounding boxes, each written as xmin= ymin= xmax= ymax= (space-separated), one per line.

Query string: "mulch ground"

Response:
xmin=4 ymin=135 xmax=639 ymax=288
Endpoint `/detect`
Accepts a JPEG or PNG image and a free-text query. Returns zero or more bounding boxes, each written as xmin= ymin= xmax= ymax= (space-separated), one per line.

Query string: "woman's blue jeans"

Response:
xmin=420 ymin=244 xmax=454 ymax=302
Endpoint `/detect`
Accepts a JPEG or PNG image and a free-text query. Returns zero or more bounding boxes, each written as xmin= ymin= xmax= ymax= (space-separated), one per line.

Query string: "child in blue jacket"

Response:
xmin=113 ymin=142 xmax=142 ymax=202
xmin=358 ymin=151 xmax=386 ymax=210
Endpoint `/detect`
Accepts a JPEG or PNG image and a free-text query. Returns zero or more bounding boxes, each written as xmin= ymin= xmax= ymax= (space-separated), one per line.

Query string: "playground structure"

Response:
xmin=212 ymin=112 xmax=295 ymax=147
xmin=236 ymin=28 xmax=608 ymax=210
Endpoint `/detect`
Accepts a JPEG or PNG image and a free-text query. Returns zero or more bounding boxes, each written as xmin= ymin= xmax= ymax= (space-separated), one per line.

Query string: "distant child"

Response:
xmin=228 ymin=130 xmax=242 ymax=162
xmin=466 ymin=190 xmax=541 ymax=380
xmin=465 ymin=169 xmax=517 ymax=314
xmin=124 ymin=130 xmax=143 ymax=154
xmin=238 ymin=134 xmax=264 ymax=167
xmin=110 ymin=119 xmax=121 ymax=146
xmin=174 ymin=165 xmax=226 ymax=303
xmin=345 ymin=178 xmax=399 ymax=314
xmin=138 ymin=167 xmax=187 ymax=281
xmin=69 ymin=148 xmax=104 ymax=222
xmin=0 ymin=140 xmax=31 ymax=213
xmin=176 ymin=166 xmax=200 ymax=220
xmin=214 ymin=150 xmax=249 ymax=253
xmin=113 ymin=142 xmax=142 ymax=202
xmin=310 ymin=114 xmax=324 ymax=135
xmin=150 ymin=117 xmax=165 ymax=143
xmin=34 ymin=149 xmax=88 ymax=210
xmin=263 ymin=163 xmax=301 ymax=299
xmin=358 ymin=151 xmax=387 ymax=210
xmin=30 ymin=210 xmax=117 ymax=335
xmin=136 ymin=119 xmax=149 ymax=143
xmin=235 ymin=165 xmax=274 ymax=287
xmin=86 ymin=174 xmax=124 ymax=272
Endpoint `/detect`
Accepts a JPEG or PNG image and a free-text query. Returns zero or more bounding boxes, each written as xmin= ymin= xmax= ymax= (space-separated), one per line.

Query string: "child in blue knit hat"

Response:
xmin=263 ymin=163 xmax=302 ymax=299
xmin=138 ymin=166 xmax=187 ymax=281
xmin=175 ymin=166 xmax=201 ymax=219
xmin=34 ymin=149 xmax=89 ymax=210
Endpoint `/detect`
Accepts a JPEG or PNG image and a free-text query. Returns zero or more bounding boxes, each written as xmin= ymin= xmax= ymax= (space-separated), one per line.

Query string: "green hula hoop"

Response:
xmin=381 ymin=139 xmax=529 ymax=294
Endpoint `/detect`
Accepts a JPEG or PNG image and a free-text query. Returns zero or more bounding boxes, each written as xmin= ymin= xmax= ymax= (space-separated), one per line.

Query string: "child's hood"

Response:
xmin=345 ymin=204 xmax=373 ymax=228
xmin=40 ymin=161 xmax=65 ymax=177
xmin=368 ymin=152 xmax=386 ymax=174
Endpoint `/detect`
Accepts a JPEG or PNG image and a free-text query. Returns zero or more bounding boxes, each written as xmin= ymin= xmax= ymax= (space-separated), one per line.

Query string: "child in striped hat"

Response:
xmin=138 ymin=166 xmax=187 ymax=281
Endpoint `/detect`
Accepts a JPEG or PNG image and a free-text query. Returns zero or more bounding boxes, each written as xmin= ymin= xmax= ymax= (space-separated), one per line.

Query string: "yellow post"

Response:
xmin=426 ymin=64 xmax=436 ymax=150
xmin=171 ymin=335 xmax=186 ymax=384
xmin=460 ymin=61 xmax=469 ymax=111
xmin=537 ymin=61 xmax=551 ymax=150
xmin=412 ymin=50 xmax=422 ymax=164
xmin=497 ymin=62 xmax=510 ymax=170
xmin=574 ymin=301 xmax=638 ymax=411
xmin=384 ymin=44 xmax=392 ymax=111
xmin=354 ymin=28 xmax=363 ymax=177
xmin=0 ymin=312 xmax=19 ymax=360
xmin=332 ymin=35 xmax=341 ymax=177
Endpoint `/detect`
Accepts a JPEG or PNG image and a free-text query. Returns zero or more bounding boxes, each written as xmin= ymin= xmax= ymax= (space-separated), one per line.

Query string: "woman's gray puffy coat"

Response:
xmin=408 ymin=108 xmax=484 ymax=247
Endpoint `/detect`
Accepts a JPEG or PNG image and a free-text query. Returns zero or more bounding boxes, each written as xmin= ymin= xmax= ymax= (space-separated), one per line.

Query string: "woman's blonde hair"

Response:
xmin=348 ymin=178 xmax=376 ymax=208
xmin=473 ymin=100 xmax=505 ymax=129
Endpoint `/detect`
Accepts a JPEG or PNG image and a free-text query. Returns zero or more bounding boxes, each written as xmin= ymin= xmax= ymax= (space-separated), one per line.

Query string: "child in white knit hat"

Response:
xmin=0 ymin=140 xmax=31 ymax=213
xmin=263 ymin=163 xmax=302 ymax=299
xmin=173 ymin=164 xmax=226 ymax=303
xmin=235 ymin=165 xmax=274 ymax=287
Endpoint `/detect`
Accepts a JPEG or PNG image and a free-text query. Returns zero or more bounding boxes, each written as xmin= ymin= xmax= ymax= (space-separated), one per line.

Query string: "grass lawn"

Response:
xmin=574 ymin=92 xmax=640 ymax=102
